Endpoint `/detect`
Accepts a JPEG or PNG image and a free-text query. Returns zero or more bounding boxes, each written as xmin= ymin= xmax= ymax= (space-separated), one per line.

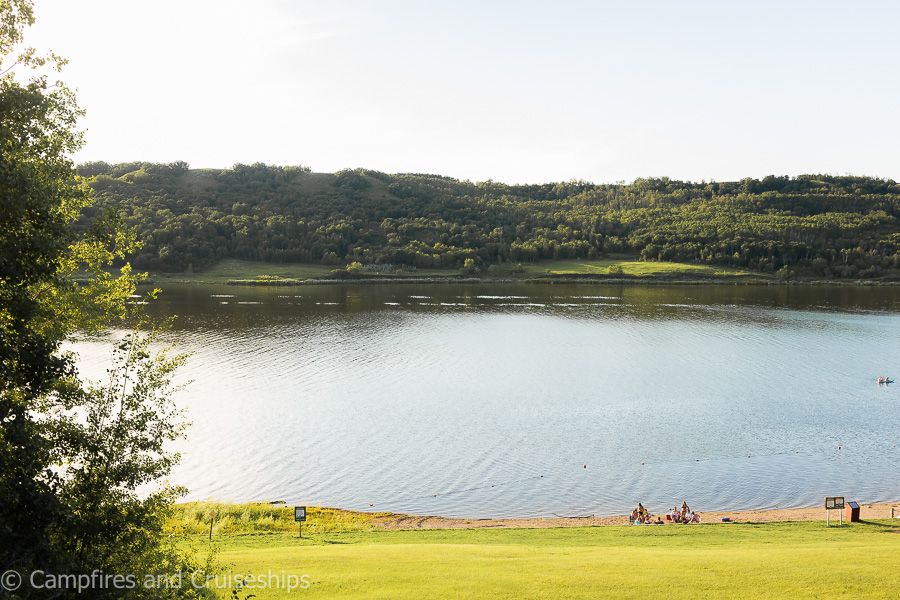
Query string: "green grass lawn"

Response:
xmin=191 ymin=520 xmax=900 ymax=599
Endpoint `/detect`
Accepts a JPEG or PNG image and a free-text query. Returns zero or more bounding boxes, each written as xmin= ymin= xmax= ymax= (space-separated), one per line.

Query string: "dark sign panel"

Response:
xmin=825 ymin=496 xmax=845 ymax=510
xmin=294 ymin=506 xmax=307 ymax=522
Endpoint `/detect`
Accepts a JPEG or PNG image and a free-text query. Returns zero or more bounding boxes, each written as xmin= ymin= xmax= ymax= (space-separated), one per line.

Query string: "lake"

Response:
xmin=71 ymin=283 xmax=900 ymax=518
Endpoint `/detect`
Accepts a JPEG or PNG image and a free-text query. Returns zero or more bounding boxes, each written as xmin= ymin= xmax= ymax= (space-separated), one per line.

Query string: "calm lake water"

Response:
xmin=72 ymin=283 xmax=900 ymax=518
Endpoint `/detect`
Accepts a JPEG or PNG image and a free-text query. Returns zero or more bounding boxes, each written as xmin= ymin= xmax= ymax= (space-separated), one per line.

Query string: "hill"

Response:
xmin=78 ymin=161 xmax=900 ymax=279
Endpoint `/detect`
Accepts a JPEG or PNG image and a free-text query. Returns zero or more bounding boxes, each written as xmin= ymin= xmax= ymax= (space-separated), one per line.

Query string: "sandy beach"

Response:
xmin=375 ymin=502 xmax=900 ymax=530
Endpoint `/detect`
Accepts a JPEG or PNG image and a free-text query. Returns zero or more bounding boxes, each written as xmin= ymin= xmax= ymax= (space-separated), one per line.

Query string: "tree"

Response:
xmin=459 ymin=257 xmax=477 ymax=275
xmin=1 ymin=3 xmax=200 ymax=595
xmin=0 ymin=0 xmax=98 ymax=577
xmin=45 ymin=332 xmax=201 ymax=595
xmin=0 ymin=0 xmax=84 ymax=394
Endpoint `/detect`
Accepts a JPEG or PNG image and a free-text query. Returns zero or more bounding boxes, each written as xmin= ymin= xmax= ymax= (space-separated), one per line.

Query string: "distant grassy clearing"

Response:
xmin=519 ymin=258 xmax=758 ymax=277
xmin=148 ymin=257 xmax=760 ymax=285
xmin=150 ymin=259 xmax=335 ymax=283
xmin=149 ymin=259 xmax=454 ymax=284
xmin=192 ymin=520 xmax=900 ymax=599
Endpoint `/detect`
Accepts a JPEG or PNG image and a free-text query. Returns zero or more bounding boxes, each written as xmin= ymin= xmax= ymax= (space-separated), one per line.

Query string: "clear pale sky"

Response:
xmin=27 ymin=0 xmax=900 ymax=184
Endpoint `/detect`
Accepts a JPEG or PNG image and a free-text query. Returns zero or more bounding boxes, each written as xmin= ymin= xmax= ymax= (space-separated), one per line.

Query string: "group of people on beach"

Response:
xmin=630 ymin=501 xmax=700 ymax=525
xmin=877 ymin=376 xmax=893 ymax=384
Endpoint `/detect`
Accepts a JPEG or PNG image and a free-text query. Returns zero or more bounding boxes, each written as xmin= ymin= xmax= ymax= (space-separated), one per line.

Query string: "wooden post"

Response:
xmin=208 ymin=510 xmax=217 ymax=540
xmin=294 ymin=506 xmax=306 ymax=537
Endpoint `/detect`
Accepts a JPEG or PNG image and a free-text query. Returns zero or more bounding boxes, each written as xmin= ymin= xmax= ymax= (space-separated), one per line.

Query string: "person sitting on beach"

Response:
xmin=670 ymin=506 xmax=681 ymax=523
xmin=630 ymin=508 xmax=639 ymax=524
xmin=654 ymin=516 xmax=664 ymax=525
xmin=689 ymin=511 xmax=701 ymax=524
xmin=638 ymin=503 xmax=649 ymax=522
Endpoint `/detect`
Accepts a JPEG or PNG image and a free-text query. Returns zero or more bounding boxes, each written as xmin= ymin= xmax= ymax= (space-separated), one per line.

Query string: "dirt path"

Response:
xmin=375 ymin=502 xmax=900 ymax=530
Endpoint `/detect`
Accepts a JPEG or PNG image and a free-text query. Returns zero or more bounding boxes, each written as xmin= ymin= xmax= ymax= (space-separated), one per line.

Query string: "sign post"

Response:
xmin=294 ymin=506 xmax=307 ymax=537
xmin=208 ymin=510 xmax=217 ymax=541
xmin=825 ymin=497 xmax=844 ymax=526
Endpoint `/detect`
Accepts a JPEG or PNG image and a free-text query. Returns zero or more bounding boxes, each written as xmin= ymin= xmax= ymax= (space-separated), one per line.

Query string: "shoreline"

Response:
xmin=132 ymin=256 xmax=900 ymax=287
xmin=170 ymin=500 xmax=900 ymax=536
xmin=373 ymin=502 xmax=900 ymax=529
xmin=145 ymin=275 xmax=900 ymax=287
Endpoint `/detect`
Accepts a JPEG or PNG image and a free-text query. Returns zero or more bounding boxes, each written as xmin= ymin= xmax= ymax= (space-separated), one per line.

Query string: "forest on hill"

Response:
xmin=77 ymin=161 xmax=900 ymax=279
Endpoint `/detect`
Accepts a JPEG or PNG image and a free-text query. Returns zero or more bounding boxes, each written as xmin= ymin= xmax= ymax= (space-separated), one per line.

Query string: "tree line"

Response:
xmin=79 ymin=162 xmax=900 ymax=279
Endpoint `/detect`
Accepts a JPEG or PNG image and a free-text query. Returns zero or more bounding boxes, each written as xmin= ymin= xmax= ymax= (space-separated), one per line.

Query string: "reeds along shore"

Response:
xmin=169 ymin=502 xmax=900 ymax=536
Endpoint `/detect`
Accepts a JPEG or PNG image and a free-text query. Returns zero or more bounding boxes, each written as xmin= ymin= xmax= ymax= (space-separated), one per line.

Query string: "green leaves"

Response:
xmin=0 ymin=0 xmax=34 ymax=59
xmin=1 ymin=3 xmax=187 ymax=588
xmin=52 ymin=332 xmax=189 ymax=495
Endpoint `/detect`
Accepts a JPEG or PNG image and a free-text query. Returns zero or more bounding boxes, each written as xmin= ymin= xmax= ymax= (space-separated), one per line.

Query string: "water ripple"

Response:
xmin=80 ymin=283 xmax=900 ymax=517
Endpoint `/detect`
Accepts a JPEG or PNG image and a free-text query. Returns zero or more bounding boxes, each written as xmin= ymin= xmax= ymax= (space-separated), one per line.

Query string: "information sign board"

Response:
xmin=825 ymin=497 xmax=844 ymax=510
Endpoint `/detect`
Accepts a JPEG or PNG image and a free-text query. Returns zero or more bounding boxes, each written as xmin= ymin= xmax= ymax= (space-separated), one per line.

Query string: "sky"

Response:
xmin=25 ymin=0 xmax=900 ymax=184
